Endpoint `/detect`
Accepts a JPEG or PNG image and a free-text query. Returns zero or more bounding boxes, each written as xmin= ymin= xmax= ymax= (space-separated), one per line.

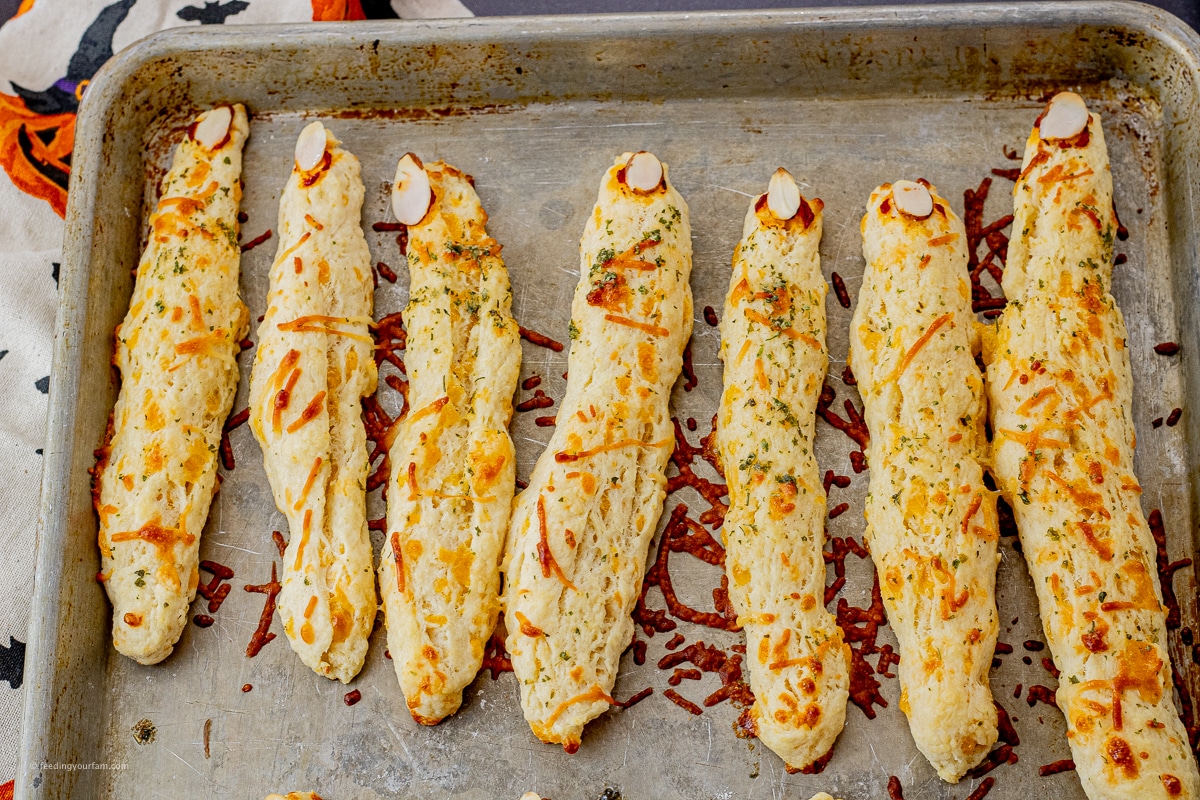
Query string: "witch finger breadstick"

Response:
xmin=248 ymin=121 xmax=377 ymax=683
xmin=718 ymin=168 xmax=851 ymax=771
xmin=379 ymin=154 xmax=522 ymax=724
xmin=503 ymin=151 xmax=692 ymax=751
xmin=95 ymin=105 xmax=250 ymax=665
xmin=850 ymin=178 xmax=1000 ymax=782
xmin=986 ymin=92 xmax=1199 ymax=800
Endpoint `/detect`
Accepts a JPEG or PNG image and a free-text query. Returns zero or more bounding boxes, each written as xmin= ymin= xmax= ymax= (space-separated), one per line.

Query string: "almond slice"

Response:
xmin=1039 ymin=91 xmax=1089 ymax=141
xmin=892 ymin=180 xmax=933 ymax=219
xmin=294 ymin=121 xmax=328 ymax=172
xmin=192 ymin=105 xmax=232 ymax=150
xmin=766 ymin=167 xmax=801 ymax=220
xmin=623 ymin=151 xmax=663 ymax=194
xmin=392 ymin=153 xmax=432 ymax=226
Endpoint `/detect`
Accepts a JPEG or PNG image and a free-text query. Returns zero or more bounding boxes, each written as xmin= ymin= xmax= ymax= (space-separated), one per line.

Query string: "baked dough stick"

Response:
xmin=95 ymin=105 xmax=249 ymax=665
xmin=850 ymin=179 xmax=1000 ymax=782
xmin=503 ymin=151 xmax=692 ymax=751
xmin=249 ymin=122 xmax=377 ymax=683
xmin=717 ymin=169 xmax=850 ymax=771
xmin=986 ymin=92 xmax=1199 ymax=800
xmin=379 ymin=155 xmax=521 ymax=724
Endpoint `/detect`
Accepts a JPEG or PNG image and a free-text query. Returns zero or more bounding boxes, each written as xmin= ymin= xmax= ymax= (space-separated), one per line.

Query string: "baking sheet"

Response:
xmin=20 ymin=5 xmax=1200 ymax=799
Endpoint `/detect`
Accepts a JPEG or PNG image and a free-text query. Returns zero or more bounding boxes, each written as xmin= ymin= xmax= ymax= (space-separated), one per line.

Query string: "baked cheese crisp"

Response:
xmin=986 ymin=92 xmax=1199 ymax=799
xmin=95 ymin=105 xmax=249 ymax=665
xmin=503 ymin=151 xmax=692 ymax=751
xmin=249 ymin=122 xmax=377 ymax=683
xmin=380 ymin=157 xmax=522 ymax=724
xmin=718 ymin=169 xmax=850 ymax=771
xmin=851 ymin=179 xmax=1000 ymax=782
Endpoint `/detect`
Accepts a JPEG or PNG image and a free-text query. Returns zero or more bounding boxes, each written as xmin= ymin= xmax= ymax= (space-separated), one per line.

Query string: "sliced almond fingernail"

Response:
xmin=192 ymin=105 xmax=232 ymax=150
xmin=766 ymin=167 xmax=801 ymax=220
xmin=1039 ymin=91 xmax=1089 ymax=140
xmin=295 ymin=121 xmax=327 ymax=172
xmin=892 ymin=180 xmax=933 ymax=219
xmin=392 ymin=152 xmax=432 ymax=226
xmin=623 ymin=151 xmax=663 ymax=194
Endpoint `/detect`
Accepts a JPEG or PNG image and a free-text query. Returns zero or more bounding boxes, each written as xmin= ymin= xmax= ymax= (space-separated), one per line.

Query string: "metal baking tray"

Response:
xmin=19 ymin=3 xmax=1200 ymax=798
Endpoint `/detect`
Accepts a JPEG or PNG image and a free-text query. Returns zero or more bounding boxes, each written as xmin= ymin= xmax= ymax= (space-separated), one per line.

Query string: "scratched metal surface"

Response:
xmin=20 ymin=4 xmax=1200 ymax=799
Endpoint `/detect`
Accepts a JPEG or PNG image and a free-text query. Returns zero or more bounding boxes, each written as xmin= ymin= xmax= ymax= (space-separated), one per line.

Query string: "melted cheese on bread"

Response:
xmin=851 ymin=180 xmax=1000 ymax=782
xmin=249 ymin=125 xmax=377 ymax=683
xmin=502 ymin=152 xmax=692 ymax=751
xmin=718 ymin=181 xmax=851 ymax=771
xmin=95 ymin=104 xmax=250 ymax=665
xmin=986 ymin=97 xmax=1199 ymax=799
xmin=380 ymin=160 xmax=521 ymax=724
